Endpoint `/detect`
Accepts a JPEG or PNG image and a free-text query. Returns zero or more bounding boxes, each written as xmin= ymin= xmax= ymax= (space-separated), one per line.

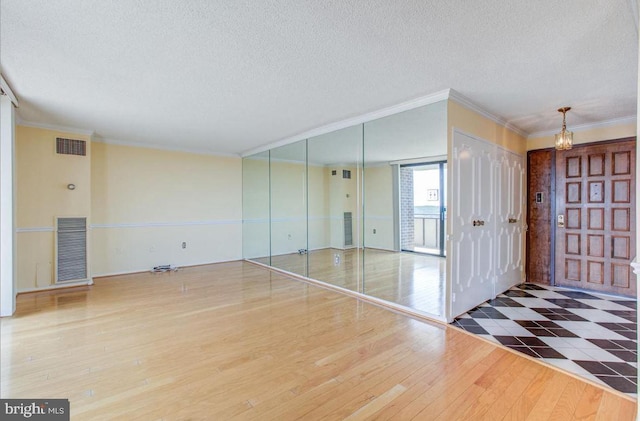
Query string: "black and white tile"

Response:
xmin=452 ymin=283 xmax=637 ymax=396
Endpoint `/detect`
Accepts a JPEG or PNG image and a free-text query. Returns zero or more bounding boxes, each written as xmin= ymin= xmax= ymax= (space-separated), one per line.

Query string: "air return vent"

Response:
xmin=342 ymin=170 xmax=351 ymax=179
xmin=344 ymin=212 xmax=353 ymax=246
xmin=56 ymin=217 xmax=88 ymax=283
xmin=56 ymin=138 xmax=86 ymax=156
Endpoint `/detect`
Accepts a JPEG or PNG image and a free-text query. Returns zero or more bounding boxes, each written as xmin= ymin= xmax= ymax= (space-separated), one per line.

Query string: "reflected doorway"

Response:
xmin=400 ymin=162 xmax=446 ymax=256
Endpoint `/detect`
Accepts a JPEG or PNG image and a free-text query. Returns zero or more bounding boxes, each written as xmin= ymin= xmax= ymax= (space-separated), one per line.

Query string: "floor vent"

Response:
xmin=56 ymin=217 xmax=87 ymax=282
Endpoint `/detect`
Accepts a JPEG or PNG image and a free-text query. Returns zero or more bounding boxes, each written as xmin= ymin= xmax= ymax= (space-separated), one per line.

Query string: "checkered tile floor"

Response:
xmin=452 ymin=283 xmax=637 ymax=396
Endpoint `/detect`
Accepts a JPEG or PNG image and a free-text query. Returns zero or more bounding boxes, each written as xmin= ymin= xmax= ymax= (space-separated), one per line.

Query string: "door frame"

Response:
xmin=527 ymin=136 xmax=636 ymax=287
xmin=553 ymin=137 xmax=636 ymax=294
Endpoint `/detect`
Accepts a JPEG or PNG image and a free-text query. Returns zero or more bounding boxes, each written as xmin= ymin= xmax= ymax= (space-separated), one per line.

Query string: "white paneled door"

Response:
xmin=495 ymin=149 xmax=525 ymax=294
xmin=450 ymin=131 xmax=495 ymax=319
xmin=449 ymin=130 xmax=524 ymax=320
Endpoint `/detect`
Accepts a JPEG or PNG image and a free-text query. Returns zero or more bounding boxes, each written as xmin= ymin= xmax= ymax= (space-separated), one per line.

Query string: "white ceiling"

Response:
xmin=1 ymin=1 xmax=637 ymax=156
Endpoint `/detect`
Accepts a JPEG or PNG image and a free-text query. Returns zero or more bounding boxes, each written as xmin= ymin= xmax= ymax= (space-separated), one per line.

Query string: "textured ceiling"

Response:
xmin=1 ymin=1 xmax=637 ymax=155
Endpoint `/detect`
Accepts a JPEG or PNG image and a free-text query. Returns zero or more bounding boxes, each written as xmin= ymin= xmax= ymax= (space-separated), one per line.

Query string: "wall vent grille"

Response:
xmin=56 ymin=217 xmax=87 ymax=282
xmin=344 ymin=212 xmax=353 ymax=246
xmin=342 ymin=170 xmax=351 ymax=179
xmin=56 ymin=138 xmax=86 ymax=156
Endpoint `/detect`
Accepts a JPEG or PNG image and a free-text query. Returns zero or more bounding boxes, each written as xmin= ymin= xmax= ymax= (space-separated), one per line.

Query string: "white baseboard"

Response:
xmin=18 ymin=279 xmax=94 ymax=294
xmin=93 ymin=259 xmax=242 ymax=279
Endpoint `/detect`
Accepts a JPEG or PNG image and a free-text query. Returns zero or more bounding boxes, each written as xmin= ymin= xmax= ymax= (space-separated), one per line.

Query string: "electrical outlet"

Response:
xmin=182 ymin=242 xmax=186 ymax=249
xmin=373 ymin=228 xmax=376 ymax=234
xmin=288 ymin=234 xmax=292 ymax=240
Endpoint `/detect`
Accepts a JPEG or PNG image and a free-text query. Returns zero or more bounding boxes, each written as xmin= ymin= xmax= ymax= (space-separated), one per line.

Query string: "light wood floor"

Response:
xmin=1 ymin=261 xmax=635 ymax=420
xmin=263 ymin=248 xmax=445 ymax=317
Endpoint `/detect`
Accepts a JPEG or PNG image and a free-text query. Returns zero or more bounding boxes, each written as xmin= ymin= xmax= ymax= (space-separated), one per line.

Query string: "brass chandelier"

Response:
xmin=555 ymin=107 xmax=573 ymax=150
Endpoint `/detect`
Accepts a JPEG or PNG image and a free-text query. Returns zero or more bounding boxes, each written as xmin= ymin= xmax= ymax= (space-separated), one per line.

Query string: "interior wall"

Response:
xmin=0 ymin=95 xmax=16 ymax=316
xmin=527 ymin=122 xmax=637 ymax=151
xmin=270 ymin=159 xmax=310 ymax=256
xmin=15 ymin=125 xmax=92 ymax=291
xmin=91 ymin=142 xmax=242 ymax=276
xmin=327 ymin=165 xmax=359 ymax=249
xmin=364 ymin=164 xmax=395 ymax=250
xmin=242 ymin=155 xmax=270 ymax=260
xmin=308 ymin=164 xmax=329 ymax=251
xmin=447 ymin=100 xmax=527 ymax=156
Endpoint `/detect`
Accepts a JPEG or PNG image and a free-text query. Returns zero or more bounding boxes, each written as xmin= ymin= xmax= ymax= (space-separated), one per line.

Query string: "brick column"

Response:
xmin=400 ymin=167 xmax=414 ymax=251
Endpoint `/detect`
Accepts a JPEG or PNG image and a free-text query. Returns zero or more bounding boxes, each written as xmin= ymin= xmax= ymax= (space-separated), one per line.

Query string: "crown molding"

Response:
xmin=241 ymin=89 xmax=451 ymax=157
xmin=17 ymin=117 xmax=239 ymax=157
xmin=0 ymin=74 xmax=19 ymax=107
xmin=447 ymin=89 xmax=529 ymax=138
xmin=527 ymin=115 xmax=637 ymax=139
xmin=242 ymin=88 xmax=535 ymax=157
xmin=16 ymin=117 xmax=95 ymax=136
xmin=388 ymin=155 xmax=447 ymax=166
xmin=92 ymin=136 xmax=240 ymax=158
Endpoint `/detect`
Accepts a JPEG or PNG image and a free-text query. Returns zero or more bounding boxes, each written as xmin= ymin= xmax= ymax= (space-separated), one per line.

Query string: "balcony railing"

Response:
xmin=414 ymin=214 xmax=440 ymax=249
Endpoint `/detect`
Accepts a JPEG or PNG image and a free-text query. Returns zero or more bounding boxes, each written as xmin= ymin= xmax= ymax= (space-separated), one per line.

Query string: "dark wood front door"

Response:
xmin=555 ymin=139 xmax=636 ymax=296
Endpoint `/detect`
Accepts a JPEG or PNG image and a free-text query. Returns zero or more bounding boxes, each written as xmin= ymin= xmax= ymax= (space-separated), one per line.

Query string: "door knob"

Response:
xmin=557 ymin=214 xmax=565 ymax=228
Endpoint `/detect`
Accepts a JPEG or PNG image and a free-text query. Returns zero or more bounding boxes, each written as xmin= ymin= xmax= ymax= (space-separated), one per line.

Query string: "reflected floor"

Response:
xmin=260 ymin=248 xmax=445 ymax=317
xmin=412 ymin=246 xmax=442 ymax=255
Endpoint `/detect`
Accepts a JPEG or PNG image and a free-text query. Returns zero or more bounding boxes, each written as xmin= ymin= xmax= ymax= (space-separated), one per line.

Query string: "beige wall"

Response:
xmin=327 ymin=165 xmax=359 ymax=249
xmin=267 ymin=160 xmax=331 ymax=255
xmin=269 ymin=160 xmax=309 ymax=255
xmin=15 ymin=126 xmax=243 ymax=291
xmin=242 ymin=155 xmax=270 ymax=259
xmin=447 ymin=100 xmax=527 ymax=155
xmin=364 ymin=165 xmax=395 ymax=250
xmin=91 ymin=142 xmax=242 ymax=275
xmin=308 ymin=164 xmax=329 ymax=250
xmin=243 ymin=158 xmax=363 ymax=257
xmin=527 ymin=122 xmax=636 ymax=151
xmin=16 ymin=125 xmax=92 ymax=291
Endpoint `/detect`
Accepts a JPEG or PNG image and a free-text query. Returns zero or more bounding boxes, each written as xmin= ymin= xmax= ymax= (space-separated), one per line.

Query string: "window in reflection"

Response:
xmin=400 ymin=161 xmax=446 ymax=257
